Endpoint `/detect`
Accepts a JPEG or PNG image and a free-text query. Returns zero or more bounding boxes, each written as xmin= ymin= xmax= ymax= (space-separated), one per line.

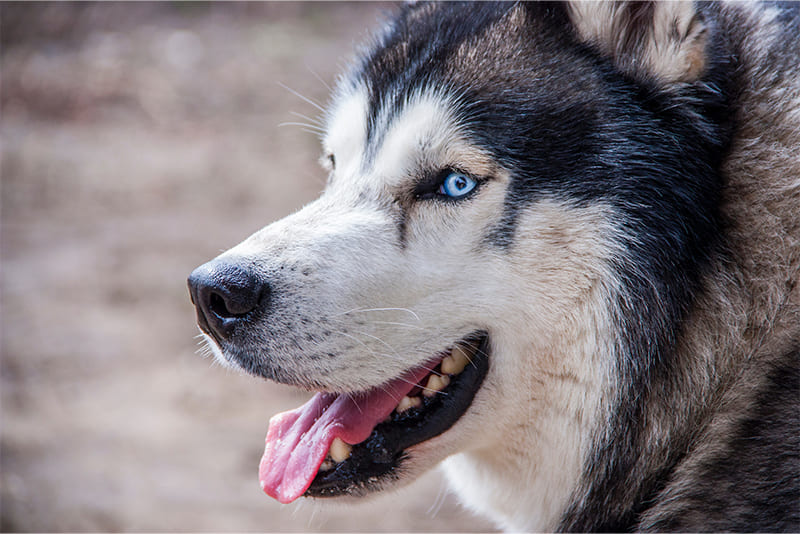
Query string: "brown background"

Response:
xmin=0 ymin=3 xmax=497 ymax=531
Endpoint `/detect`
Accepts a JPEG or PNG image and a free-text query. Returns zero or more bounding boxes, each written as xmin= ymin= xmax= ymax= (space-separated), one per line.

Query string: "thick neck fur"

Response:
xmin=443 ymin=286 xmax=620 ymax=532
xmin=559 ymin=3 xmax=800 ymax=530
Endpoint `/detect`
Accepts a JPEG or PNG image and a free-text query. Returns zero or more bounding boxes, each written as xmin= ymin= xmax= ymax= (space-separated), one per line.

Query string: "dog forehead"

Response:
xmin=369 ymin=91 xmax=463 ymax=181
xmin=324 ymin=84 xmax=468 ymax=191
xmin=320 ymin=3 xmax=583 ymax=192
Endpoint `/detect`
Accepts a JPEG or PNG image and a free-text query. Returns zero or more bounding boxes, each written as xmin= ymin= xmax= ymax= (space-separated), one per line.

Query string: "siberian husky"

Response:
xmin=188 ymin=2 xmax=800 ymax=531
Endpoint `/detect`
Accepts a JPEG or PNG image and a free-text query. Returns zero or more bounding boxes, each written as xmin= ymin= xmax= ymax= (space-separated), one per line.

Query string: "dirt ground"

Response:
xmin=0 ymin=3 xmax=497 ymax=531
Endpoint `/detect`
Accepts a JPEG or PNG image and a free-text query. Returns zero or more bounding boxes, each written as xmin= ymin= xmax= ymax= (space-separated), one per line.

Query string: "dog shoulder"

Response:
xmin=638 ymin=347 xmax=800 ymax=531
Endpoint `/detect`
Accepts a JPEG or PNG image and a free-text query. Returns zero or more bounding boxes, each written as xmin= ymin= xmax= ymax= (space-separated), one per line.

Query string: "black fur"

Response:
xmin=645 ymin=350 xmax=800 ymax=532
xmin=348 ymin=1 xmax=798 ymax=531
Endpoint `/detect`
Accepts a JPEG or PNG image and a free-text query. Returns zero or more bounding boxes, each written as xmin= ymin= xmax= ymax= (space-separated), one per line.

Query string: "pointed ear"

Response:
xmin=566 ymin=1 xmax=708 ymax=84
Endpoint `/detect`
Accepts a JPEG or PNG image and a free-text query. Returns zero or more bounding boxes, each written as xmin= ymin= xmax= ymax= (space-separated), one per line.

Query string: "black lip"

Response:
xmin=305 ymin=332 xmax=490 ymax=498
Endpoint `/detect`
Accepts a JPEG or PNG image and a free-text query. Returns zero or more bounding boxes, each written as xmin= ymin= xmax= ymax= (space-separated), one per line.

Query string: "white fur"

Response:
xmin=199 ymin=1 xmax=800 ymax=530
xmin=323 ymin=85 xmax=369 ymax=181
xmin=438 ymin=201 xmax=622 ymax=531
xmin=208 ymin=86 xmax=624 ymax=529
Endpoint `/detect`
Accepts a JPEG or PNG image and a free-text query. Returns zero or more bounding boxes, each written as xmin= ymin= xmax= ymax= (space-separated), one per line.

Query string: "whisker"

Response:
xmin=369 ymin=320 xmax=426 ymax=331
xmin=337 ymin=331 xmax=402 ymax=363
xmin=332 ymin=307 xmax=421 ymax=322
xmin=278 ymin=82 xmax=326 ymax=113
xmin=305 ymin=63 xmax=332 ymax=92
xmin=335 ymin=331 xmax=428 ymax=392
xmin=289 ymin=110 xmax=325 ymax=127
xmin=330 ymin=307 xmax=362 ymax=318
xmin=351 ymin=329 xmax=403 ymax=358
xmin=278 ymin=122 xmax=326 ymax=132
xmin=346 ymin=393 xmax=364 ymax=415
xmin=376 ymin=383 xmax=404 ymax=405
xmin=417 ymin=382 xmax=448 ymax=396
xmin=467 ymin=343 xmax=489 ymax=369
xmin=427 ymin=474 xmax=450 ymax=519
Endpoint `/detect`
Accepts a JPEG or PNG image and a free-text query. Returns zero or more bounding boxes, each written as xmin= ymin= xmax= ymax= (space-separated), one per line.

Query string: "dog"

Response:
xmin=188 ymin=2 xmax=800 ymax=531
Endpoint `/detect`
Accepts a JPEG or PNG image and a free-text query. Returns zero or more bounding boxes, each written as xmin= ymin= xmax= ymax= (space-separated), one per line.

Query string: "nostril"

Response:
xmin=188 ymin=259 xmax=268 ymax=340
xmin=208 ymin=292 xmax=228 ymax=318
xmin=208 ymin=290 xmax=249 ymax=319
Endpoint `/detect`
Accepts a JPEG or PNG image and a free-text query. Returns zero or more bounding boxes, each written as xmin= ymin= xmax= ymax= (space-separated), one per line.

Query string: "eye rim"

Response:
xmin=320 ymin=152 xmax=336 ymax=172
xmin=438 ymin=171 xmax=478 ymax=199
xmin=414 ymin=168 xmax=482 ymax=202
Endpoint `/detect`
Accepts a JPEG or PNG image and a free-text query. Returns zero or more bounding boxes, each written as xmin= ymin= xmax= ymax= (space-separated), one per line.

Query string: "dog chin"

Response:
xmin=196 ymin=331 xmax=231 ymax=367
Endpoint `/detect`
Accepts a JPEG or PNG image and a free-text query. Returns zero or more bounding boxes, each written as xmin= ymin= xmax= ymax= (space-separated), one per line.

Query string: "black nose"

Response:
xmin=187 ymin=259 xmax=268 ymax=341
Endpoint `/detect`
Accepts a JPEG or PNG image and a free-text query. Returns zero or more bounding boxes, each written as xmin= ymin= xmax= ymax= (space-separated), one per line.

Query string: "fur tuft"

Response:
xmin=566 ymin=1 xmax=708 ymax=84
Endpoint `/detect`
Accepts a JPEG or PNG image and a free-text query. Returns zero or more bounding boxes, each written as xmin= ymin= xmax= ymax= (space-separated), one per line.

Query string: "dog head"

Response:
xmin=189 ymin=2 xmax=725 ymax=529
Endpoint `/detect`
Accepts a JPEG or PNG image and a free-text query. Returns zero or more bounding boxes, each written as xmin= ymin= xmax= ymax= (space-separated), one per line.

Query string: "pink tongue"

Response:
xmin=259 ymin=364 xmax=435 ymax=504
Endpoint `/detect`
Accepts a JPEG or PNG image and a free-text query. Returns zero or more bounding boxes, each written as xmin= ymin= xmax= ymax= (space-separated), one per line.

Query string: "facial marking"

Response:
xmin=323 ymin=84 xmax=369 ymax=184
xmin=369 ymin=93 xmax=459 ymax=183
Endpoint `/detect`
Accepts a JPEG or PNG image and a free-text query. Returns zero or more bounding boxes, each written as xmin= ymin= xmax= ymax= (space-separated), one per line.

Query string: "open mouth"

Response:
xmin=259 ymin=332 xmax=490 ymax=503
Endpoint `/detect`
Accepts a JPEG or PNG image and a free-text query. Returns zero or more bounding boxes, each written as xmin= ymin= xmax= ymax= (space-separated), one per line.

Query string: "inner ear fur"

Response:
xmin=565 ymin=1 xmax=708 ymax=85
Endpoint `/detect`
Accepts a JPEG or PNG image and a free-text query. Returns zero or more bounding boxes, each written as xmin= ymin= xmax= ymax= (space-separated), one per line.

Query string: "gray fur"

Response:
xmin=190 ymin=1 xmax=800 ymax=530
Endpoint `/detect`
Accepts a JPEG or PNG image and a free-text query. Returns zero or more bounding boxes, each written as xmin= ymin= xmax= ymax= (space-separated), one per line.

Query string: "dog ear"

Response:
xmin=565 ymin=1 xmax=708 ymax=84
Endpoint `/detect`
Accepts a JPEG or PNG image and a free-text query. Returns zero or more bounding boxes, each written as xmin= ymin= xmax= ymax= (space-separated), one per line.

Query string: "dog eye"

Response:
xmin=438 ymin=171 xmax=477 ymax=199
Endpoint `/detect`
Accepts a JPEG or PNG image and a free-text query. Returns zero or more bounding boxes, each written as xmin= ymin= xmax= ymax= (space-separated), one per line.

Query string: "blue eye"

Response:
xmin=438 ymin=172 xmax=477 ymax=199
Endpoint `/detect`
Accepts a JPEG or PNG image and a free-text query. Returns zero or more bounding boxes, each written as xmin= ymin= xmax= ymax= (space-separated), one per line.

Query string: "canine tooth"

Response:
xmin=396 ymin=395 xmax=422 ymax=413
xmin=442 ymin=344 xmax=473 ymax=375
xmin=422 ymin=374 xmax=450 ymax=397
xmin=329 ymin=437 xmax=352 ymax=463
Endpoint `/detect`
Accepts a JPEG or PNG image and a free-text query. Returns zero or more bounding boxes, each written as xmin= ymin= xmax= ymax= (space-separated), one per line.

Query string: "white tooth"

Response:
xmin=422 ymin=374 xmax=450 ymax=397
xmin=329 ymin=437 xmax=352 ymax=463
xmin=441 ymin=344 xmax=474 ymax=375
xmin=319 ymin=458 xmax=335 ymax=472
xmin=396 ymin=395 xmax=422 ymax=413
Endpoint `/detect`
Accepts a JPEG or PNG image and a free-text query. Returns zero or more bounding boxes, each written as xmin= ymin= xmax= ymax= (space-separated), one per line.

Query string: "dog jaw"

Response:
xmin=438 ymin=202 xmax=621 ymax=532
xmin=200 ymin=66 xmax=621 ymax=527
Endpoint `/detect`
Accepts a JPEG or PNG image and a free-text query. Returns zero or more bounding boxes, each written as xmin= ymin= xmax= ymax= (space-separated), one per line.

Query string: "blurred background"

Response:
xmin=0 ymin=3 xmax=496 ymax=531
